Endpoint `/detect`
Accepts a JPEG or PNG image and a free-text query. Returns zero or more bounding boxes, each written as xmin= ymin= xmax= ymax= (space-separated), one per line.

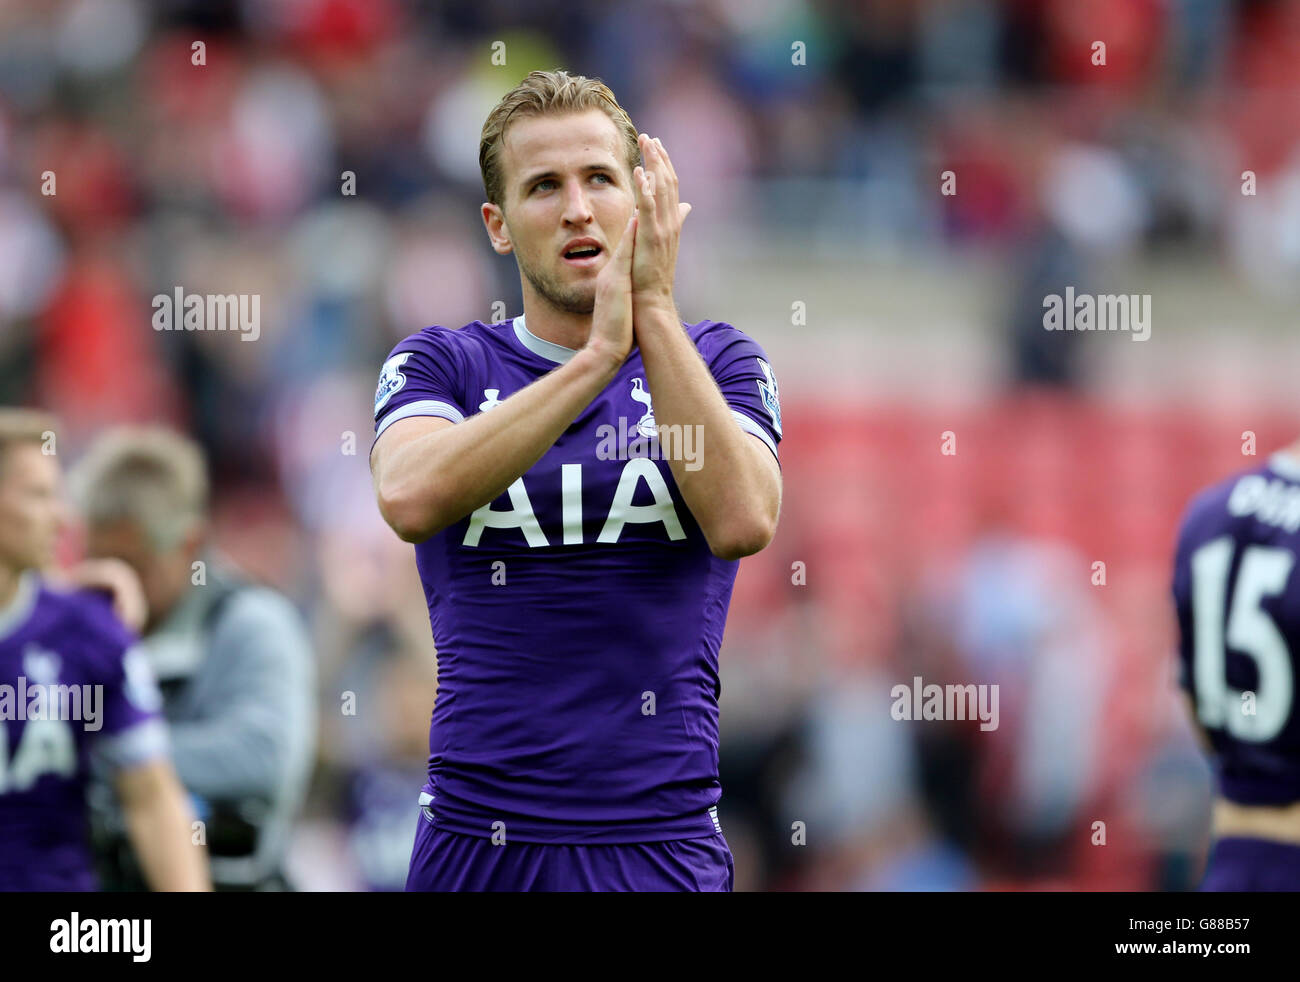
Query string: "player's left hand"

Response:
xmin=631 ymin=133 xmax=692 ymax=311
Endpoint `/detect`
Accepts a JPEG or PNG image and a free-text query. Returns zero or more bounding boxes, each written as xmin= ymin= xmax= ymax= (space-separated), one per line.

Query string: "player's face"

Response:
xmin=493 ymin=109 xmax=635 ymax=315
xmin=0 ymin=442 xmax=67 ymax=572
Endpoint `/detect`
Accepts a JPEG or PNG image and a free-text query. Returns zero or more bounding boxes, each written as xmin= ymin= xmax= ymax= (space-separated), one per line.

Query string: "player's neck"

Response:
xmin=518 ymin=298 xmax=591 ymax=353
xmin=0 ymin=563 xmax=21 ymax=610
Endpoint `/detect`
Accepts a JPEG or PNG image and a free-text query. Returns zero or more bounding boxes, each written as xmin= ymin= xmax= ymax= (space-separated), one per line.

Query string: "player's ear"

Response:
xmin=481 ymin=202 xmax=513 ymax=256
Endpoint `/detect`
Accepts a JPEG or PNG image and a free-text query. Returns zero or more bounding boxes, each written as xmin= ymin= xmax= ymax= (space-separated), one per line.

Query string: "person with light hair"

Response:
xmin=75 ymin=426 xmax=316 ymax=891
xmin=0 ymin=409 xmax=210 ymax=891
xmin=371 ymin=70 xmax=783 ymax=891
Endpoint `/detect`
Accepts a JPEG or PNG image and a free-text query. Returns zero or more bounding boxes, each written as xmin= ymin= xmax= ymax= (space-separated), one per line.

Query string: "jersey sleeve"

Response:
xmin=701 ymin=323 xmax=783 ymax=463
xmin=373 ymin=328 xmax=469 ymax=442
xmin=93 ymin=638 xmax=170 ymax=773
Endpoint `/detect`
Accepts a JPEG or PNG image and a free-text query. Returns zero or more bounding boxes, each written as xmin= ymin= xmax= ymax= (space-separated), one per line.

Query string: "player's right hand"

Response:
xmin=587 ymin=212 xmax=637 ymax=367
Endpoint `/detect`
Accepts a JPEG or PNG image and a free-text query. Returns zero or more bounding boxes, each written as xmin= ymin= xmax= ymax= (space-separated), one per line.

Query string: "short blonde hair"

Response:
xmin=479 ymin=69 xmax=640 ymax=208
xmin=72 ymin=426 xmax=209 ymax=551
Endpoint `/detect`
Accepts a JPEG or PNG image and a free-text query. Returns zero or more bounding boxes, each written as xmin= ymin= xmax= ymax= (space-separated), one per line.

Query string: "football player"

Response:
xmin=1173 ymin=439 xmax=1300 ymax=889
xmin=371 ymin=70 xmax=783 ymax=891
xmin=0 ymin=410 xmax=209 ymax=891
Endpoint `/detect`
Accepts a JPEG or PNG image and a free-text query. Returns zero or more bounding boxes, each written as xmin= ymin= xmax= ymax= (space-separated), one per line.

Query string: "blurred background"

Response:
xmin=5 ymin=0 xmax=1300 ymax=890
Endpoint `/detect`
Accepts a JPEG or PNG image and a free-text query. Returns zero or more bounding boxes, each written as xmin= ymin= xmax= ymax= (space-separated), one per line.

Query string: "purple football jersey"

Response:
xmin=373 ymin=315 xmax=782 ymax=843
xmin=0 ymin=574 xmax=168 ymax=890
xmin=1173 ymin=451 xmax=1300 ymax=805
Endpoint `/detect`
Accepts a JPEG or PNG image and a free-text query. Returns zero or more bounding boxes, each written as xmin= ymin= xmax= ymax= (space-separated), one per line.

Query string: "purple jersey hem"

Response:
xmin=420 ymin=786 xmax=723 ymax=844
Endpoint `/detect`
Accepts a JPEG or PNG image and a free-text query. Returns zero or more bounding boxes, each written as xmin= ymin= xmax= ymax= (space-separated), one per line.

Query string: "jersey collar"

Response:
xmin=512 ymin=314 xmax=578 ymax=365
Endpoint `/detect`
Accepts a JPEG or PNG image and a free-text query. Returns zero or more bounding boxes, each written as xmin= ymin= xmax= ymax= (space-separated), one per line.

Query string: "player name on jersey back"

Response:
xmin=1174 ymin=453 xmax=1300 ymax=806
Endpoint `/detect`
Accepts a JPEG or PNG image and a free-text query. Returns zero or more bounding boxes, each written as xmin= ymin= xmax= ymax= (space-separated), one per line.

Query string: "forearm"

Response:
xmin=635 ymin=302 xmax=779 ymax=556
xmin=376 ymin=344 xmax=623 ymax=539
xmin=119 ymin=765 xmax=211 ymax=891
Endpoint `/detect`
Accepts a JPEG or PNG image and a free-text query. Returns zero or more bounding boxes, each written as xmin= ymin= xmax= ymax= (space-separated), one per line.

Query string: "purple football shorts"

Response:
xmin=405 ymin=799 xmax=734 ymax=892
xmin=1200 ymin=836 xmax=1300 ymax=891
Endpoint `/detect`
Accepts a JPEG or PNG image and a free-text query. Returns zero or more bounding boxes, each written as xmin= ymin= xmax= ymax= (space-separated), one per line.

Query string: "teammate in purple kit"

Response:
xmin=370 ymin=70 xmax=783 ymax=891
xmin=0 ymin=410 xmax=210 ymax=891
xmin=1173 ymin=439 xmax=1300 ymax=890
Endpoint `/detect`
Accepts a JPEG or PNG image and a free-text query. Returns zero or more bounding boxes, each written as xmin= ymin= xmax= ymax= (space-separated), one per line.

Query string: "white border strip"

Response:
xmin=95 ymin=719 xmax=170 ymax=772
xmin=375 ymin=399 xmax=465 ymax=439
xmin=731 ymin=410 xmax=779 ymax=460
xmin=513 ymin=314 xmax=578 ymax=364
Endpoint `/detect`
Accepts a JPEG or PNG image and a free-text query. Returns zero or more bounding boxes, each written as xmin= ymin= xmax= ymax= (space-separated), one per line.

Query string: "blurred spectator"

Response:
xmin=0 ymin=0 xmax=1288 ymax=890
xmin=74 ymin=426 xmax=316 ymax=891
